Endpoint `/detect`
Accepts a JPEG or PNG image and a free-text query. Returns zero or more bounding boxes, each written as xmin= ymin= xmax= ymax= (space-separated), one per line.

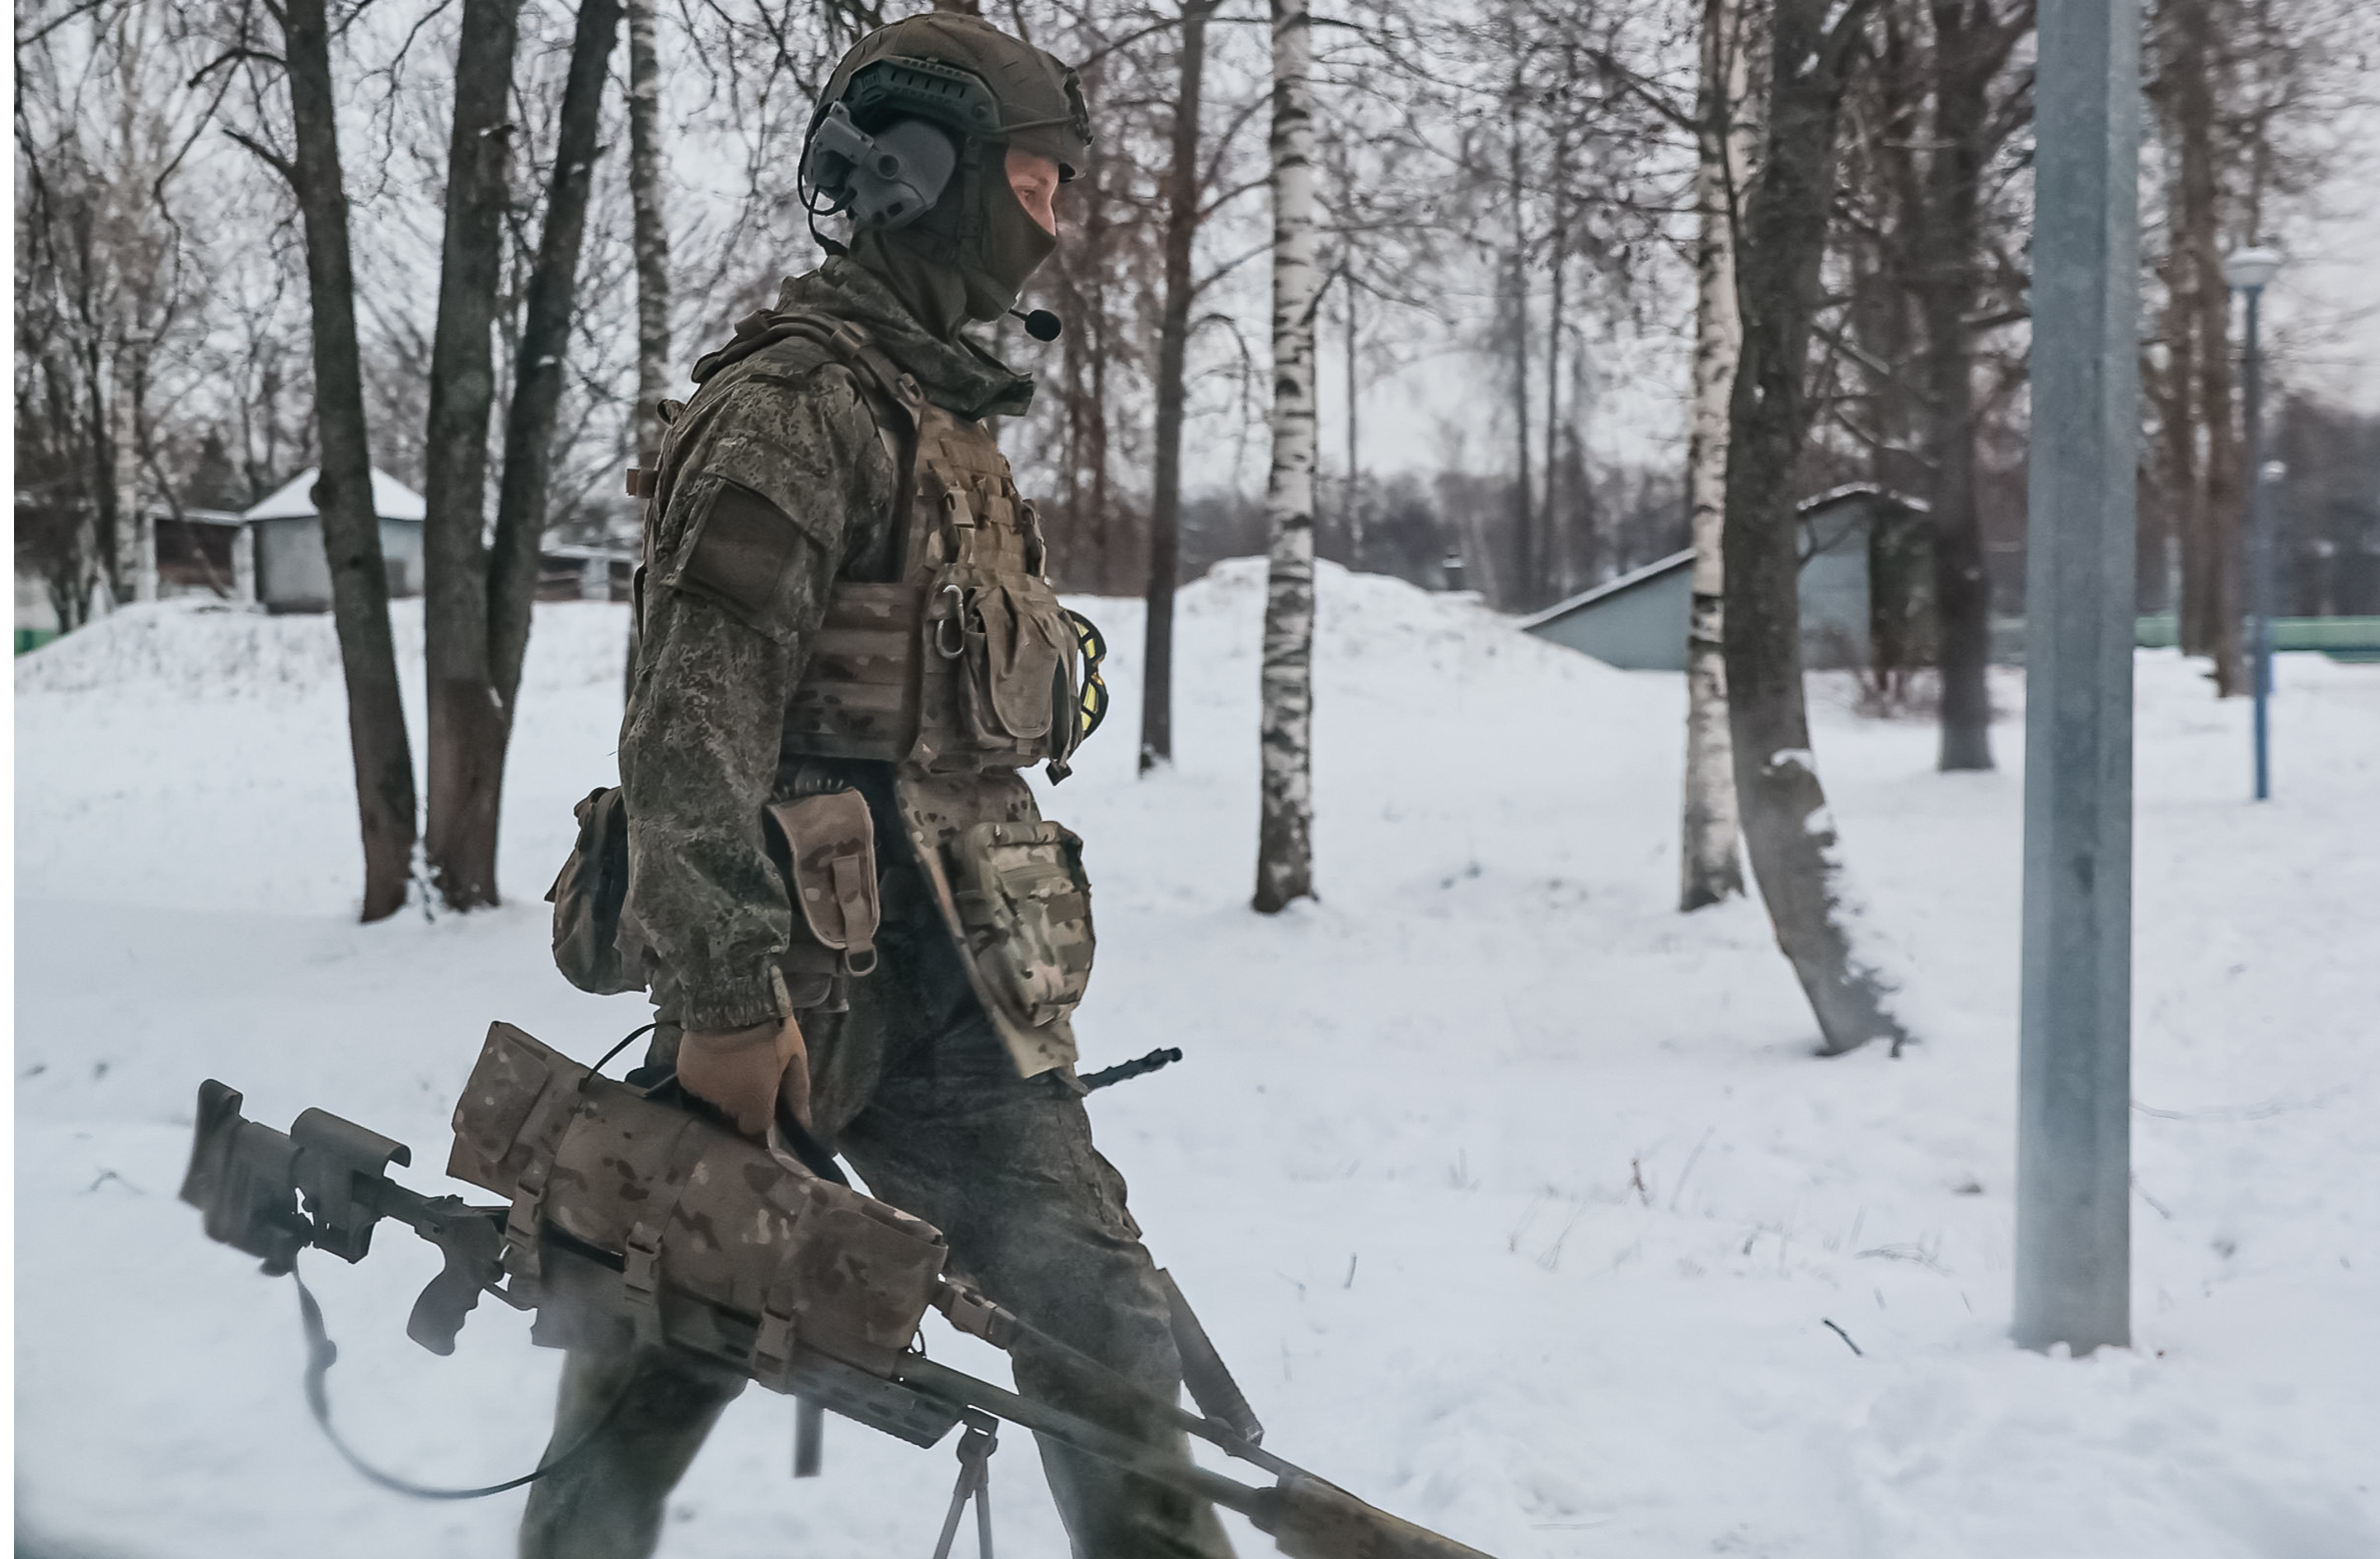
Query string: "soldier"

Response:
xmin=519 ymin=15 xmax=1236 ymax=1559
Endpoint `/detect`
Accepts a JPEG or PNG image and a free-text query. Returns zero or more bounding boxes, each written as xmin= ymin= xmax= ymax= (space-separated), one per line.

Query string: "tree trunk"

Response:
xmin=2165 ymin=0 xmax=2242 ymax=693
xmin=1504 ymin=92 xmax=1534 ymax=608
xmin=2152 ymin=148 xmax=2201 ymax=632
xmin=1857 ymin=2 xmax=1929 ymax=703
xmin=2188 ymin=187 xmax=2244 ymax=694
xmin=624 ymin=0 xmax=669 ymax=700
xmin=420 ymin=0 xmax=523 ymax=910
xmin=1255 ymin=0 xmax=1318 ymax=914
xmin=1679 ymin=0 xmax=1749 ymax=913
xmin=1722 ymin=0 xmax=1911 ymax=1054
xmin=281 ymin=0 xmax=420 ymax=923
xmin=1922 ymin=0 xmax=1997 ymax=770
xmin=627 ymin=0 xmax=672 ymax=470
xmin=1544 ymin=219 xmax=1566 ymax=597
xmin=1345 ymin=267 xmax=1362 ymax=565
xmin=110 ymin=369 xmax=156 ymax=602
xmin=1143 ymin=0 xmax=1218 ymax=773
xmin=482 ymin=0 xmax=625 ymax=862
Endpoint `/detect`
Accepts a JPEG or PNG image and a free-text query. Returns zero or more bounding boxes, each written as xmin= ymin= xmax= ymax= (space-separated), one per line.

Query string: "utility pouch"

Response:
xmin=942 ymin=819 xmax=1095 ymax=1031
xmin=547 ymin=787 xmax=646 ymax=996
xmin=764 ymin=789 xmax=882 ymax=1013
xmin=935 ymin=578 xmax=1078 ymax=765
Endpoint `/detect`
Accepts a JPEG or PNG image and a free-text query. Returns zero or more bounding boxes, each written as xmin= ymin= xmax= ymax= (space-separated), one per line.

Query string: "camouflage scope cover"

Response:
xmin=448 ymin=1022 xmax=974 ymax=1445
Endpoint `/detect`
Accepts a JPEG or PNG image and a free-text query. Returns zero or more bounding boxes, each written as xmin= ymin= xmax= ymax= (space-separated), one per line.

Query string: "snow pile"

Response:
xmin=16 ymin=566 xmax=2379 ymax=1557
xmin=15 ymin=598 xmax=354 ymax=697
xmin=14 ymin=599 xmax=630 ymax=915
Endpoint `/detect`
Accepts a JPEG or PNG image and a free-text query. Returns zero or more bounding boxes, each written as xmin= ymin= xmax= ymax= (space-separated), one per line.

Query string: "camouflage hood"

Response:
xmin=772 ymin=257 xmax=1035 ymax=423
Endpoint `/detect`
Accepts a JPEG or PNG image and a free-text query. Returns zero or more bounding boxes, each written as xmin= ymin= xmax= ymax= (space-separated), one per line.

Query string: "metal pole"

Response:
xmin=2243 ymin=283 xmax=2272 ymax=801
xmin=2014 ymin=0 xmax=2138 ymax=1355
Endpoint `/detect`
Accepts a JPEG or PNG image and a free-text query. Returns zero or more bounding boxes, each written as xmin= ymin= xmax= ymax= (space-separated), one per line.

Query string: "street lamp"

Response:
xmin=2224 ymin=245 xmax=2283 ymax=801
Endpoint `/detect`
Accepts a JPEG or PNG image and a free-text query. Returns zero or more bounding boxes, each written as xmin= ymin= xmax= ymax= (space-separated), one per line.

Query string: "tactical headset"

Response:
xmin=800 ymin=35 xmax=1091 ymax=337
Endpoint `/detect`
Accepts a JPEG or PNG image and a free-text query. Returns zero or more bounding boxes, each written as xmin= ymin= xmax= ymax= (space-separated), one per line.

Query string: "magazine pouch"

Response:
xmin=764 ymin=789 xmax=882 ymax=1013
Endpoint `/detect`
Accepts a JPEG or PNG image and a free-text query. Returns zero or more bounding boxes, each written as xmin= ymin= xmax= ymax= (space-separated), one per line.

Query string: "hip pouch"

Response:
xmin=942 ymin=819 xmax=1095 ymax=1030
xmin=547 ymin=787 xmax=882 ymax=1010
xmin=763 ymin=788 xmax=883 ymax=1014
xmin=547 ymin=787 xmax=645 ymax=996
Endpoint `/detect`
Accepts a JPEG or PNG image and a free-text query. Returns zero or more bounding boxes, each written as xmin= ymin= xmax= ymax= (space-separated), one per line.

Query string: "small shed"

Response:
xmin=1521 ymin=486 xmax=1930 ymax=671
xmin=154 ymin=508 xmax=253 ymax=599
xmin=242 ymin=467 xmax=426 ymax=611
xmin=537 ymin=542 xmax=636 ymax=603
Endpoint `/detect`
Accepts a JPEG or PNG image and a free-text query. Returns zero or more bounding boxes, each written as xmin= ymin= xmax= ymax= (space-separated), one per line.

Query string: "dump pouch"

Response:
xmin=945 ymin=819 xmax=1094 ymax=1028
xmin=891 ymin=770 xmax=1088 ymax=1078
xmin=547 ymin=787 xmax=645 ymax=996
xmin=765 ymin=788 xmax=882 ymax=1012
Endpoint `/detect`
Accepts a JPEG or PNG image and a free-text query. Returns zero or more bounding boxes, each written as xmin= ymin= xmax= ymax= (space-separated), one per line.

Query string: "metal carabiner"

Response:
xmin=934 ymin=585 xmax=968 ymax=660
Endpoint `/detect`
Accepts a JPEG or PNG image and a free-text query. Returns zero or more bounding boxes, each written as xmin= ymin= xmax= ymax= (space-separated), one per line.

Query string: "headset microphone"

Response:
xmin=1009 ymin=308 xmax=1063 ymax=342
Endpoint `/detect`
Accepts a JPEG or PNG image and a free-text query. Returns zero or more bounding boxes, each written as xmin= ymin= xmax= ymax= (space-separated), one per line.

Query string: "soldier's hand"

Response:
xmin=678 ymin=1016 xmax=807 ymax=1142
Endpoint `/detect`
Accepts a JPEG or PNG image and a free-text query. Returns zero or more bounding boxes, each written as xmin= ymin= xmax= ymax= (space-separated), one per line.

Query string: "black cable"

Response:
xmin=590 ymin=1021 xmax=659 ymax=1078
xmin=292 ymin=1259 xmax=632 ymax=1500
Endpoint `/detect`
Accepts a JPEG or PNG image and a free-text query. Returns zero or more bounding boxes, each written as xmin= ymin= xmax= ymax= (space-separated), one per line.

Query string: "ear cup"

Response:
xmin=803 ymin=106 xmax=956 ymax=232
xmin=847 ymin=119 xmax=956 ymax=230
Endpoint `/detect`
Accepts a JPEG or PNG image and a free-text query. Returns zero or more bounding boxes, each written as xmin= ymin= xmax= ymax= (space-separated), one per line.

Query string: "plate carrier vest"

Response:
xmin=639 ymin=308 xmax=1087 ymax=781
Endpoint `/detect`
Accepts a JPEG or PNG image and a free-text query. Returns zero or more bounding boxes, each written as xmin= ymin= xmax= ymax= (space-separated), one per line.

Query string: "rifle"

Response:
xmin=180 ymin=1023 xmax=1497 ymax=1559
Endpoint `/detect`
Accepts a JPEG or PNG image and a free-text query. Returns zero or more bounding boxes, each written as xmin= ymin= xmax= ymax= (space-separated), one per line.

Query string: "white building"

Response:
xmin=242 ymin=467 xmax=427 ymax=611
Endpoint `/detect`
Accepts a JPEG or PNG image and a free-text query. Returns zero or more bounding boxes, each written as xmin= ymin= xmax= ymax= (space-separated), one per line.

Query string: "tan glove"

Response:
xmin=677 ymin=1015 xmax=809 ymax=1141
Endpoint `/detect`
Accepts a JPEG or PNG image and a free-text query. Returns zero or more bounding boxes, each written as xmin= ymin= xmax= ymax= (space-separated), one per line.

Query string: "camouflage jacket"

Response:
xmin=619 ymin=257 xmax=1035 ymax=1034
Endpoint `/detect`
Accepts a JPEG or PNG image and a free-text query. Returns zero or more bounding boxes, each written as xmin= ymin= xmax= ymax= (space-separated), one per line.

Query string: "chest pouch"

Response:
xmin=936 ymin=579 xmax=1077 ymax=755
xmin=763 ymin=789 xmax=882 ymax=1014
xmin=941 ymin=819 xmax=1095 ymax=1031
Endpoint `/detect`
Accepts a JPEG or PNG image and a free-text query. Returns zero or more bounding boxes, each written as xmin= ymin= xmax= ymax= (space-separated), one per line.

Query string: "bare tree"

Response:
xmin=14 ymin=0 xmax=217 ymax=623
xmin=413 ymin=0 xmax=624 ymax=909
xmin=235 ymin=0 xmax=422 ymax=921
xmin=1255 ymin=0 xmax=1318 ymax=913
xmin=1721 ymin=0 xmax=1913 ymax=1054
xmin=1140 ymin=0 xmax=1224 ymax=774
xmin=1917 ymin=0 xmax=2032 ymax=770
xmin=420 ymin=0 xmax=523 ymax=909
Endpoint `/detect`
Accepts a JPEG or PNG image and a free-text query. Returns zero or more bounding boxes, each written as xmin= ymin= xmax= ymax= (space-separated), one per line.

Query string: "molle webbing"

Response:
xmin=728 ymin=314 xmax=1075 ymax=775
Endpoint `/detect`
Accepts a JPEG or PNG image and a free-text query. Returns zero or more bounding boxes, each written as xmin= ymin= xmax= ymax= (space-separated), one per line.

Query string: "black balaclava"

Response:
xmin=809 ymin=15 xmax=1086 ymax=340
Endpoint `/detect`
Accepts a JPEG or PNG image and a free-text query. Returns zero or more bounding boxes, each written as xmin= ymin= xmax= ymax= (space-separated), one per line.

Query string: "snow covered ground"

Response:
xmin=15 ymin=565 xmax=2378 ymax=1558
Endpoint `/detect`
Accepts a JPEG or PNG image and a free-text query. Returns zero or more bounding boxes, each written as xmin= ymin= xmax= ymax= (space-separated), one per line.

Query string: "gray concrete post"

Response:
xmin=2014 ymin=0 xmax=2139 ymax=1355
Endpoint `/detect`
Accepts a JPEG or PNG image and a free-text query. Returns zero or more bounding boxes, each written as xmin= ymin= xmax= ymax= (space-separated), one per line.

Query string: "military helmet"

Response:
xmin=807 ymin=13 xmax=1091 ymax=193
xmin=802 ymin=14 xmax=1090 ymax=324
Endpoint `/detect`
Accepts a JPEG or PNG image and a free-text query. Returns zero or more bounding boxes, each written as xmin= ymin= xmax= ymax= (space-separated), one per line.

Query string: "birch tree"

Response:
xmin=1678 ymin=0 xmax=1750 ymax=912
xmin=1254 ymin=0 xmax=1319 ymax=913
xmin=626 ymin=0 xmax=671 ymax=466
xmin=621 ymin=0 xmax=669 ymax=693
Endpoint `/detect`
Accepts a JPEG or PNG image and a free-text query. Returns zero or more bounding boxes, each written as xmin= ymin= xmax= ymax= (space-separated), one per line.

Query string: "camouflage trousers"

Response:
xmin=518 ymin=870 xmax=1235 ymax=1559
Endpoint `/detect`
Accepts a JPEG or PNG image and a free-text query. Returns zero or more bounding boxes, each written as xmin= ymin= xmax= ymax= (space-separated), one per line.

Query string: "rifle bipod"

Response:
xmin=931 ymin=1411 xmax=999 ymax=1559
